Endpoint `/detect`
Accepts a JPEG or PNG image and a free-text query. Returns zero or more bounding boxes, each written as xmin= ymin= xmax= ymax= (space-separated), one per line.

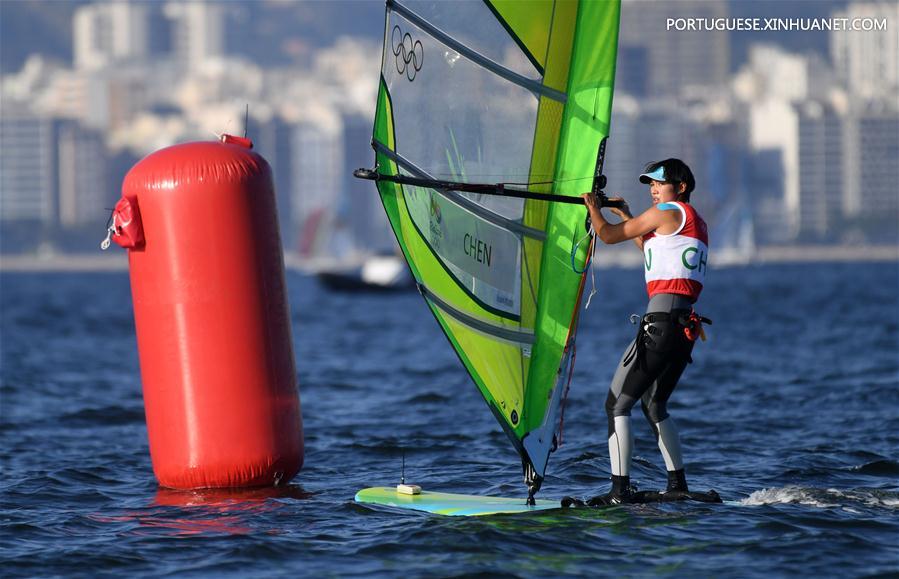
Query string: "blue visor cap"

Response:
xmin=639 ymin=166 xmax=666 ymax=184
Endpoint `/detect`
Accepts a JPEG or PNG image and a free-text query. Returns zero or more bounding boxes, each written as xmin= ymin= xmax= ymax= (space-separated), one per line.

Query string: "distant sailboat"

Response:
xmin=712 ymin=199 xmax=756 ymax=265
xmin=315 ymin=252 xmax=414 ymax=292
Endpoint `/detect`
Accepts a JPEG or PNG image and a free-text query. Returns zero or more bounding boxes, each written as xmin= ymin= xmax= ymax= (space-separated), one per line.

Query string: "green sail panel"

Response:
xmin=370 ymin=0 xmax=620 ymax=487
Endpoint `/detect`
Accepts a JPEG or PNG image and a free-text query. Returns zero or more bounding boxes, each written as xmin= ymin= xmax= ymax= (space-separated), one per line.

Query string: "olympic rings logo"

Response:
xmin=392 ymin=25 xmax=423 ymax=81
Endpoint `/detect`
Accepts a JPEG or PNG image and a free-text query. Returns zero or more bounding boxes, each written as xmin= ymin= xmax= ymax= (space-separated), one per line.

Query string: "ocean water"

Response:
xmin=1 ymin=262 xmax=897 ymax=577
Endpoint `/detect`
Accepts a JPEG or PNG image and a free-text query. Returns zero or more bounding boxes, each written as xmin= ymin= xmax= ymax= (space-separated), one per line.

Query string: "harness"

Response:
xmin=622 ymin=309 xmax=712 ymax=369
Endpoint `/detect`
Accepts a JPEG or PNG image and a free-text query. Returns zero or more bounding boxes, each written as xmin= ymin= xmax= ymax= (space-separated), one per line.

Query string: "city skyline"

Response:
xmin=1 ymin=0 xmax=897 ymax=266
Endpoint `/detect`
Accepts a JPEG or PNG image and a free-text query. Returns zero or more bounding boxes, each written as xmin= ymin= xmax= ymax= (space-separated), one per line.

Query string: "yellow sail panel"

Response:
xmin=485 ymin=0 xmax=556 ymax=73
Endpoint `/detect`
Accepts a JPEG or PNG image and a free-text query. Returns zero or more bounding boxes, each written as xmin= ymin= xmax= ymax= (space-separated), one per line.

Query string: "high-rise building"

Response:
xmin=797 ymin=101 xmax=843 ymax=240
xmin=616 ymin=45 xmax=650 ymax=97
xmin=342 ymin=114 xmax=391 ymax=253
xmin=0 ymin=113 xmax=57 ymax=224
xmin=1 ymin=113 xmax=111 ymax=229
xmin=748 ymin=45 xmax=808 ymax=103
xmin=253 ymin=115 xmax=295 ymax=247
xmin=746 ymin=148 xmax=789 ymax=246
xmin=73 ymin=1 xmax=149 ymax=70
xmin=57 ymin=122 xmax=110 ymax=228
xmin=164 ymin=1 xmax=225 ymax=71
xmin=290 ymin=117 xmax=344 ymax=257
xmin=620 ymin=0 xmax=730 ymax=96
xmin=832 ymin=2 xmax=899 ymax=100
xmin=34 ymin=66 xmax=150 ymax=134
xmin=831 ymin=2 xmax=899 ymax=242
xmin=843 ymin=102 xmax=899 ymax=238
xmin=748 ymin=98 xmax=800 ymax=239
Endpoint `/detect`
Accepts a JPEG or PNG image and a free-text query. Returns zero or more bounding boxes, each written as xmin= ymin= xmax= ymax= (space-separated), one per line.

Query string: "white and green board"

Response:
xmin=355 ymin=487 xmax=559 ymax=517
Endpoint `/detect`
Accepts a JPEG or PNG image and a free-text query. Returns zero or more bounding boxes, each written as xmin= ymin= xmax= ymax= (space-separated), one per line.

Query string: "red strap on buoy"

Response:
xmin=111 ymin=196 xmax=144 ymax=249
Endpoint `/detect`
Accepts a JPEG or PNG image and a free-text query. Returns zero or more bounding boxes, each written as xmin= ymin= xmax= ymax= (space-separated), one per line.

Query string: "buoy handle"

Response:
xmin=221 ymin=134 xmax=253 ymax=149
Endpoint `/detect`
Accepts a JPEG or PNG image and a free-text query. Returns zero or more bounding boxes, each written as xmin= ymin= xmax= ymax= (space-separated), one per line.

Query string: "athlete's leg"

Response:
xmin=606 ymin=339 xmax=637 ymax=479
xmin=641 ymin=340 xmax=694 ymax=491
xmin=601 ymin=338 xmax=673 ymax=502
xmin=599 ymin=294 xmax=696 ymax=502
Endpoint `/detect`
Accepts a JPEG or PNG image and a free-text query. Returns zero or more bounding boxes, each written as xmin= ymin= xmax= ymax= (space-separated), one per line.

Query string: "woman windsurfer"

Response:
xmin=572 ymin=158 xmax=716 ymax=505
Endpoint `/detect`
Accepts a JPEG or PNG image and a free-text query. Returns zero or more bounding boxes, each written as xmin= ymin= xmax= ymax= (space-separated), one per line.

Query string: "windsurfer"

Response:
xmin=577 ymin=158 xmax=711 ymax=505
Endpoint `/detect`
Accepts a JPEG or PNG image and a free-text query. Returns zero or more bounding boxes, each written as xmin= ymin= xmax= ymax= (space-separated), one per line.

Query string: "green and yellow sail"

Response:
xmin=366 ymin=0 xmax=620 ymax=495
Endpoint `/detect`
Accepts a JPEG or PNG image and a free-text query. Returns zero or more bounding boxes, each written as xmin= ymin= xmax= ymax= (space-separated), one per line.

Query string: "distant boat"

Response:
xmin=315 ymin=255 xmax=415 ymax=292
xmin=712 ymin=199 xmax=756 ymax=266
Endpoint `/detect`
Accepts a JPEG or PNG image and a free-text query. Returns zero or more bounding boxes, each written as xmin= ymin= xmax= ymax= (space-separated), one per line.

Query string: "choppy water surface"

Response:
xmin=2 ymin=263 xmax=897 ymax=577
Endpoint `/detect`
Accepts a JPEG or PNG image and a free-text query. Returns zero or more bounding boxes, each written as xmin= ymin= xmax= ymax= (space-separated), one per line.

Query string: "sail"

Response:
xmin=365 ymin=0 xmax=620 ymax=491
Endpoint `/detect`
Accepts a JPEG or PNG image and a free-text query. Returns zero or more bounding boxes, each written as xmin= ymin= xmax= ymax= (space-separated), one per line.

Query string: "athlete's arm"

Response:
xmin=604 ymin=196 xmax=643 ymax=250
xmin=582 ymin=194 xmax=679 ymax=245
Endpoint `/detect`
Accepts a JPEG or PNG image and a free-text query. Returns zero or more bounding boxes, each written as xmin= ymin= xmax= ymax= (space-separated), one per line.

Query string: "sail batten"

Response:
xmin=421 ymin=284 xmax=536 ymax=346
xmin=366 ymin=0 xmax=620 ymax=494
xmin=372 ymin=140 xmax=547 ymax=240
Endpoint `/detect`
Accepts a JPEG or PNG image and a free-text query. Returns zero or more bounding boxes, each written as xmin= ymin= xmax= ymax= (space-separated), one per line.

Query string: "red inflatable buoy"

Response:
xmin=115 ymin=136 xmax=303 ymax=489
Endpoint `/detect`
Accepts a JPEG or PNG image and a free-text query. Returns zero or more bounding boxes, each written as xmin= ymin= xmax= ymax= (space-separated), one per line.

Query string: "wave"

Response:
xmin=851 ymin=459 xmax=899 ymax=476
xmin=58 ymin=405 xmax=145 ymax=426
xmin=403 ymin=392 xmax=451 ymax=404
xmin=741 ymin=485 xmax=899 ymax=509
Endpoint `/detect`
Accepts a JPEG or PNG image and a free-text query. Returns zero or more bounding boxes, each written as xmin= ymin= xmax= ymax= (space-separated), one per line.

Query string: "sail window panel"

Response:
xmin=382 ymin=5 xmax=549 ymax=320
xmin=384 ymin=9 xmax=541 ymax=222
xmin=393 ymin=0 xmax=543 ymax=80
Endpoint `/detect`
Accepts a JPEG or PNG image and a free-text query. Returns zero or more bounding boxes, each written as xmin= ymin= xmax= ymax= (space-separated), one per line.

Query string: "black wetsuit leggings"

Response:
xmin=605 ymin=294 xmax=695 ymax=436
